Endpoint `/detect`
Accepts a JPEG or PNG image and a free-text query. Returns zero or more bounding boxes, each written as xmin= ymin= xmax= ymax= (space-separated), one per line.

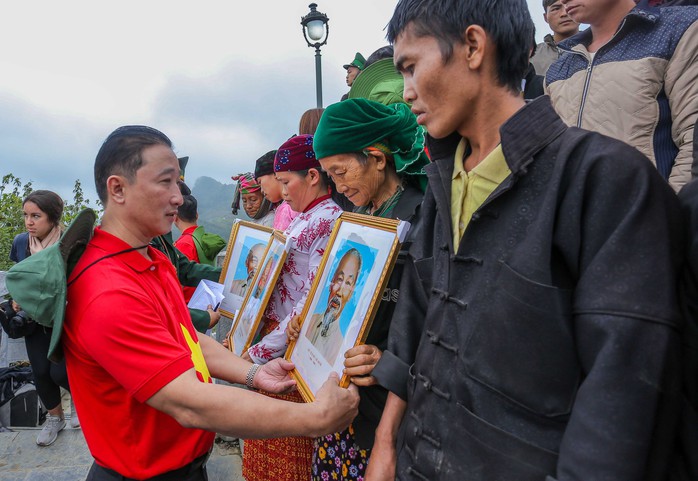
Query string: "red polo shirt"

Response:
xmin=64 ymin=227 xmax=214 ymax=479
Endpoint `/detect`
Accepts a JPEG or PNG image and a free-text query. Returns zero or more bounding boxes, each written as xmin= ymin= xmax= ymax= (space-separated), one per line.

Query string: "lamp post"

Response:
xmin=300 ymin=3 xmax=329 ymax=108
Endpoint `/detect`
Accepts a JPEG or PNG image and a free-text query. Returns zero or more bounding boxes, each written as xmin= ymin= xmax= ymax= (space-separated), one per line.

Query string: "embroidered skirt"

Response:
xmin=242 ymin=390 xmax=313 ymax=481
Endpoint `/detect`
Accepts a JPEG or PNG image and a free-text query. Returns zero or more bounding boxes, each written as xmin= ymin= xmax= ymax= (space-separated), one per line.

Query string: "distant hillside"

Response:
xmin=175 ymin=176 xmax=244 ymax=241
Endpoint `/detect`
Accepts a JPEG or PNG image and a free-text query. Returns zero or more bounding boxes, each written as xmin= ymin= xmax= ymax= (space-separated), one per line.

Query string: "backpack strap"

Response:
xmin=67 ymin=244 xmax=149 ymax=287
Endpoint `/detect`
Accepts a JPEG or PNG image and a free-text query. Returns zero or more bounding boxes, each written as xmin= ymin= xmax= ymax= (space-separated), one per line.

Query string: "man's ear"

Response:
xmin=463 ymin=25 xmax=487 ymax=71
xmin=106 ymin=175 xmax=128 ymax=205
xmin=544 ymin=12 xmax=549 ymax=24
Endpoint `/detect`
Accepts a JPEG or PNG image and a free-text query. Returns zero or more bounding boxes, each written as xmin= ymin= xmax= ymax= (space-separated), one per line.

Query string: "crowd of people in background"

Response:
xmin=2 ymin=0 xmax=697 ymax=480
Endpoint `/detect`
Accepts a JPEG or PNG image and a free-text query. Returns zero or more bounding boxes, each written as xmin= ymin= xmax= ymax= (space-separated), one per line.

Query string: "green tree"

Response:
xmin=62 ymin=179 xmax=100 ymax=225
xmin=0 ymin=176 xmax=100 ymax=271
xmin=0 ymin=174 xmax=33 ymax=270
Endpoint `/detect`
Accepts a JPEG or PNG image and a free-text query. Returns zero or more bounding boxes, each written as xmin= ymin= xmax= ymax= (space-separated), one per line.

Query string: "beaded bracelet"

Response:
xmin=246 ymin=363 xmax=260 ymax=389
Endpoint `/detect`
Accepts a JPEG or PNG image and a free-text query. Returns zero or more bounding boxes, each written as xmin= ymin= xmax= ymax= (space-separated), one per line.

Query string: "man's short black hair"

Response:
xmin=177 ymin=194 xmax=198 ymax=223
xmin=542 ymin=0 xmax=558 ymax=10
xmin=387 ymin=0 xmax=534 ymax=92
xmin=94 ymin=125 xmax=173 ymax=204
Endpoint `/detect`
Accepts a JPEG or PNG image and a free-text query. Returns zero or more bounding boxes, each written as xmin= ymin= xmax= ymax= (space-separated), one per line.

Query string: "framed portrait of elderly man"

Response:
xmin=227 ymin=231 xmax=288 ymax=356
xmin=218 ymin=220 xmax=274 ymax=319
xmin=286 ymin=212 xmax=405 ymax=402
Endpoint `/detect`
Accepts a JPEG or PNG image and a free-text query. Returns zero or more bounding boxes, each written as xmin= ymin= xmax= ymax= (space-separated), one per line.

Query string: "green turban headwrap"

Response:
xmin=313 ymin=98 xmax=430 ymax=191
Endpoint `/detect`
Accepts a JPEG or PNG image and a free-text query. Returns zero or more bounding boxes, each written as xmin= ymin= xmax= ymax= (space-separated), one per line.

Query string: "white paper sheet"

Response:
xmin=187 ymin=279 xmax=225 ymax=311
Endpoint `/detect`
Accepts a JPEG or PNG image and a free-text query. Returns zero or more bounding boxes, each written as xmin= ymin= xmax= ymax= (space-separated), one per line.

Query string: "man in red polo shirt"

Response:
xmin=63 ymin=125 xmax=359 ymax=481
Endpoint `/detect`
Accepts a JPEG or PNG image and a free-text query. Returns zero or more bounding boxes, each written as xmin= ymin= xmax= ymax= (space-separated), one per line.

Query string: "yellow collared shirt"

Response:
xmin=451 ymin=139 xmax=510 ymax=247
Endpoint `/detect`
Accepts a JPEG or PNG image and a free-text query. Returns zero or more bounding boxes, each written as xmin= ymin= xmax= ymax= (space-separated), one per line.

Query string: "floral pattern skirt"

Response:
xmin=311 ymin=424 xmax=370 ymax=481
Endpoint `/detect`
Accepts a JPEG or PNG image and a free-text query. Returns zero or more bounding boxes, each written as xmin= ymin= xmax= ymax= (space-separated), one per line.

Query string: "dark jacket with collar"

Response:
xmin=386 ymin=97 xmax=684 ymax=480
xmin=352 ymin=182 xmax=423 ymax=449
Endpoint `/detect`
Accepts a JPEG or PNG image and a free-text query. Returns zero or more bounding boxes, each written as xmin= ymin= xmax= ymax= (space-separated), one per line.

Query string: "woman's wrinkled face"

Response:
xmin=23 ymin=201 xmax=55 ymax=241
xmin=319 ymin=153 xmax=384 ymax=208
xmin=242 ymin=191 xmax=264 ymax=217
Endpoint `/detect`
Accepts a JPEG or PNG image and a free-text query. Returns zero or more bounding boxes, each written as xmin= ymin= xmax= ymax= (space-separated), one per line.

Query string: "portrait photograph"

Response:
xmin=228 ymin=232 xmax=288 ymax=356
xmin=286 ymin=212 xmax=403 ymax=402
xmin=218 ymin=220 xmax=274 ymax=318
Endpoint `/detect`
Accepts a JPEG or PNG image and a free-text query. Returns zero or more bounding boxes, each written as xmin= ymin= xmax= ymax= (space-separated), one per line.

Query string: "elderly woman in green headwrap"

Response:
xmin=287 ymin=97 xmax=429 ymax=480
xmin=315 ymin=98 xmax=428 ymax=214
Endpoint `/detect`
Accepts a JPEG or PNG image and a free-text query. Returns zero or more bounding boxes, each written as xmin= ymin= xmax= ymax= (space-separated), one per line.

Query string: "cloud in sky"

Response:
xmin=1 ymin=0 xmax=547 ymax=204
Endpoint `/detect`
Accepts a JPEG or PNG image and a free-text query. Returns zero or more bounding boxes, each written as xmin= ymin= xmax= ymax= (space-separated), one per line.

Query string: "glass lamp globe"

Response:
xmin=307 ymin=19 xmax=326 ymax=41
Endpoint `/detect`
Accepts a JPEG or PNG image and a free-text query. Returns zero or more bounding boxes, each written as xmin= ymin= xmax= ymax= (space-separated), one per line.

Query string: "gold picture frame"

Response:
xmin=227 ymin=231 xmax=288 ymax=356
xmin=218 ymin=220 xmax=274 ymax=319
xmin=285 ymin=212 xmax=402 ymax=402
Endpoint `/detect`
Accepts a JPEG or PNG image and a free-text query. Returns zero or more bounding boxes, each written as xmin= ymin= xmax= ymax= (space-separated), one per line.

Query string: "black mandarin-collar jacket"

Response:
xmin=383 ymin=97 xmax=684 ymax=481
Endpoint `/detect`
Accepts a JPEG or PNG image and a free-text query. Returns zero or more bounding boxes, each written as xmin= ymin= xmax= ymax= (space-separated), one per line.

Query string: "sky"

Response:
xmin=0 ymin=0 xmax=548 ymax=206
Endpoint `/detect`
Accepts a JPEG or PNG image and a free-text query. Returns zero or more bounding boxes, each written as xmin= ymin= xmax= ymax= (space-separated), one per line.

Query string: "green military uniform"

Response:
xmin=152 ymin=232 xmax=222 ymax=333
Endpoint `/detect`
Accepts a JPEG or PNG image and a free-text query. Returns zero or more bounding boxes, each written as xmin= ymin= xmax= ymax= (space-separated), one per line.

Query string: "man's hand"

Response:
xmin=344 ymin=344 xmax=382 ymax=387
xmin=285 ymin=315 xmax=301 ymax=345
xmin=253 ymin=358 xmax=297 ymax=393
xmin=221 ymin=327 xmax=233 ymax=350
xmin=309 ymin=373 xmax=359 ymax=437
xmin=207 ymin=305 xmax=221 ymax=329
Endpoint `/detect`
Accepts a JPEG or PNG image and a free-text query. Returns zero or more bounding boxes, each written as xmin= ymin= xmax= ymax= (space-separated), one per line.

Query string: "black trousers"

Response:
xmin=24 ymin=326 xmax=69 ymax=410
xmin=85 ymin=454 xmax=209 ymax=481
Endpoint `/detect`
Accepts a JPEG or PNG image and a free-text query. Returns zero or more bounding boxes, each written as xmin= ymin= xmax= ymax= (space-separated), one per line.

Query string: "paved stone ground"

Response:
xmin=0 ymin=428 xmax=243 ymax=481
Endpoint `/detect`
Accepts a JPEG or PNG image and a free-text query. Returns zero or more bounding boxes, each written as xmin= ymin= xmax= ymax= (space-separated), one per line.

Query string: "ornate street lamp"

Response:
xmin=301 ymin=3 xmax=329 ymax=108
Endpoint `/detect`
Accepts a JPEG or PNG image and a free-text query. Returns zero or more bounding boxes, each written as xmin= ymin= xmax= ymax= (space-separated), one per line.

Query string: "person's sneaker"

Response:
xmin=69 ymin=411 xmax=80 ymax=429
xmin=36 ymin=414 xmax=66 ymax=446
xmin=69 ymin=398 xmax=80 ymax=429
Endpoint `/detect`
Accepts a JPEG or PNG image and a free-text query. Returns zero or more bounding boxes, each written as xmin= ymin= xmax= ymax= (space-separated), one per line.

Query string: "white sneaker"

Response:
xmin=36 ymin=414 xmax=66 ymax=446
xmin=69 ymin=399 xmax=80 ymax=429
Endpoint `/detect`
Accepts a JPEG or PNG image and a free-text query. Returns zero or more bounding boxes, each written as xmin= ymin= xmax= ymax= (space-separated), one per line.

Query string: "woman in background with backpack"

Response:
xmin=8 ymin=190 xmax=79 ymax=446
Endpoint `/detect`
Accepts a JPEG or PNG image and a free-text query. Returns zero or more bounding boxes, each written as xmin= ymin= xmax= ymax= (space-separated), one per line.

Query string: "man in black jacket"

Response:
xmin=367 ymin=0 xmax=684 ymax=480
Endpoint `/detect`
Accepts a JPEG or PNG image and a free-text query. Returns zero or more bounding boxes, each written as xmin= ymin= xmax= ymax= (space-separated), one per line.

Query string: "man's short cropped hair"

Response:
xmin=94 ymin=125 xmax=173 ymax=204
xmin=177 ymin=194 xmax=198 ymax=223
xmin=542 ymin=0 xmax=558 ymax=10
xmin=387 ymin=0 xmax=534 ymax=92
